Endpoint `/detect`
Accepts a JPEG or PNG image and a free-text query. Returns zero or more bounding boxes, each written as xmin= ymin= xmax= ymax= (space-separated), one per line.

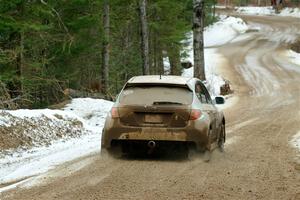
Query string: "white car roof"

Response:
xmin=127 ymin=75 xmax=193 ymax=85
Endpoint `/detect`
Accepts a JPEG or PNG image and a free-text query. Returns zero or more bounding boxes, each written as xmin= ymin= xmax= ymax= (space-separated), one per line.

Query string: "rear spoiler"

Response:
xmin=124 ymin=83 xmax=193 ymax=92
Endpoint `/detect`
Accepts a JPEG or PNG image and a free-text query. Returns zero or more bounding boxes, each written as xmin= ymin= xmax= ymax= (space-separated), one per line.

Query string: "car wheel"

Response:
xmin=218 ymin=124 xmax=225 ymax=152
xmin=203 ymin=129 xmax=212 ymax=162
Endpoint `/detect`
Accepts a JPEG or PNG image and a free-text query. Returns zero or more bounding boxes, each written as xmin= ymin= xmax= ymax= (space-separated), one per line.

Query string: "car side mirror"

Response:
xmin=215 ymin=96 xmax=225 ymax=104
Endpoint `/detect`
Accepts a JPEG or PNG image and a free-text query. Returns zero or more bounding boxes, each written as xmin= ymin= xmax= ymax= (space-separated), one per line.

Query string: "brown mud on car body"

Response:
xmin=101 ymin=75 xmax=225 ymax=157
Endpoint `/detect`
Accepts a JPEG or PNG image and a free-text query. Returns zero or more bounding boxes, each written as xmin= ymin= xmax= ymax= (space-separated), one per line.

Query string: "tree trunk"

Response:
xmin=193 ymin=0 xmax=205 ymax=80
xmin=168 ymin=46 xmax=181 ymax=76
xmin=101 ymin=0 xmax=110 ymax=95
xmin=225 ymin=0 xmax=230 ymax=7
xmin=139 ymin=0 xmax=150 ymax=75
xmin=153 ymin=30 xmax=164 ymax=75
xmin=153 ymin=31 xmax=158 ymax=75
xmin=213 ymin=2 xmax=216 ymax=18
xmin=158 ymin=49 xmax=164 ymax=75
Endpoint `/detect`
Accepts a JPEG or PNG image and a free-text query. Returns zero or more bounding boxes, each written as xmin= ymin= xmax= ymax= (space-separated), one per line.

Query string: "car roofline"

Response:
xmin=125 ymin=82 xmax=190 ymax=87
xmin=127 ymin=75 xmax=195 ymax=85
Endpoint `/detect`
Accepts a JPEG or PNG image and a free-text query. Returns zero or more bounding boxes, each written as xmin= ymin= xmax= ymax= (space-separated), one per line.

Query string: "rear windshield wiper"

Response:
xmin=153 ymin=101 xmax=183 ymax=105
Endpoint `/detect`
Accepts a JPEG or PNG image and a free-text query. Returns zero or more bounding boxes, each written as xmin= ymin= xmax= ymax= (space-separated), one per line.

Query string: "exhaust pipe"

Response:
xmin=147 ymin=140 xmax=156 ymax=155
xmin=147 ymin=140 xmax=156 ymax=149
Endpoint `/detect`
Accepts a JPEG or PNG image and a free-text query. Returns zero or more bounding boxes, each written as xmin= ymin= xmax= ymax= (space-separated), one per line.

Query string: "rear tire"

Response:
xmin=203 ymin=129 xmax=213 ymax=162
xmin=218 ymin=124 xmax=225 ymax=152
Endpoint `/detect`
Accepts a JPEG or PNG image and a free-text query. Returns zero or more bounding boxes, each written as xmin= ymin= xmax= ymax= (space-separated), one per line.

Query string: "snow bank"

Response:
xmin=279 ymin=7 xmax=300 ymax=18
xmin=180 ymin=15 xmax=248 ymax=97
xmin=64 ymin=98 xmax=113 ymax=130
xmin=0 ymin=98 xmax=113 ymax=154
xmin=0 ymin=133 xmax=100 ymax=187
xmin=204 ymin=15 xmax=248 ymax=47
xmin=236 ymin=6 xmax=275 ymax=16
xmin=236 ymin=6 xmax=300 ymax=18
xmin=285 ymin=49 xmax=300 ymax=66
xmin=0 ymin=98 xmax=113 ymax=189
xmin=0 ymin=110 xmax=86 ymax=153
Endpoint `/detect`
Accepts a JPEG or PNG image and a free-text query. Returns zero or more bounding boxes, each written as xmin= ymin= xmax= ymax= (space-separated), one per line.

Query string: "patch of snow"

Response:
xmin=291 ymin=131 xmax=300 ymax=153
xmin=236 ymin=6 xmax=300 ymax=18
xmin=205 ymin=15 xmax=248 ymax=47
xmin=279 ymin=7 xmax=300 ymax=18
xmin=215 ymin=5 xmax=227 ymax=9
xmin=163 ymin=57 xmax=171 ymax=75
xmin=0 ymin=113 xmax=10 ymax=126
xmin=0 ymin=98 xmax=113 ymax=191
xmin=285 ymin=49 xmax=300 ymax=66
xmin=230 ymin=34 xmax=253 ymax=43
xmin=245 ymin=18 xmax=299 ymax=45
xmin=0 ymin=133 xmax=99 ymax=185
xmin=0 ymin=110 xmax=87 ymax=153
xmin=179 ymin=16 xmax=247 ymax=104
xmin=273 ymin=50 xmax=300 ymax=74
xmin=236 ymin=6 xmax=275 ymax=16
xmin=181 ymin=16 xmax=248 ymax=64
xmin=0 ymin=178 xmax=31 ymax=193
xmin=64 ymin=98 xmax=113 ymax=131
xmin=240 ymin=51 xmax=280 ymax=96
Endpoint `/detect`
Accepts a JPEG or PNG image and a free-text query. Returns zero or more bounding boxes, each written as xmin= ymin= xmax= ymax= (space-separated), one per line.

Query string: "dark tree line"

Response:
xmin=0 ymin=0 xmax=217 ymax=108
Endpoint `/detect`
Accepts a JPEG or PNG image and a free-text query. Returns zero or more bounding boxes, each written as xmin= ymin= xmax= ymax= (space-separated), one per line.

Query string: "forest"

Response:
xmin=0 ymin=0 xmax=220 ymax=108
xmin=1 ymin=0 xmax=297 ymax=108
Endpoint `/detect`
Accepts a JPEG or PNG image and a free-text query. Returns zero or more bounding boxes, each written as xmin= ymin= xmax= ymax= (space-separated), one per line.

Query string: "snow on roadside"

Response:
xmin=0 ymin=133 xmax=99 ymax=187
xmin=0 ymin=98 xmax=113 ymax=189
xmin=63 ymin=98 xmax=113 ymax=130
xmin=204 ymin=15 xmax=248 ymax=47
xmin=236 ymin=6 xmax=275 ymax=16
xmin=279 ymin=7 xmax=300 ymax=18
xmin=285 ymin=49 xmax=300 ymax=66
xmin=0 ymin=110 xmax=87 ymax=154
xmin=180 ymin=15 xmax=248 ymax=98
xmin=236 ymin=6 xmax=300 ymax=18
xmin=291 ymin=131 xmax=300 ymax=155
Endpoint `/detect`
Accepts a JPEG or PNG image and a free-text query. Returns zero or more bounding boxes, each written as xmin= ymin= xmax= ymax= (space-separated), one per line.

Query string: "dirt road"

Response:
xmin=1 ymin=15 xmax=300 ymax=200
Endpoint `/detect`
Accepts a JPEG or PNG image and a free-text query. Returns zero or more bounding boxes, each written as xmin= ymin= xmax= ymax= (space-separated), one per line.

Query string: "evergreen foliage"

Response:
xmin=0 ymin=0 xmax=217 ymax=108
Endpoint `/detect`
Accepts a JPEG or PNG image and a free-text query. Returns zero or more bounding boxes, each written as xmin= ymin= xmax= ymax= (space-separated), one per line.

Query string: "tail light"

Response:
xmin=189 ymin=109 xmax=202 ymax=120
xmin=111 ymin=107 xmax=119 ymax=118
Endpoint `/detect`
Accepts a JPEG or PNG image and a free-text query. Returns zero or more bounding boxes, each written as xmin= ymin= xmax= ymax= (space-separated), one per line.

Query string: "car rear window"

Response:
xmin=119 ymin=85 xmax=193 ymax=105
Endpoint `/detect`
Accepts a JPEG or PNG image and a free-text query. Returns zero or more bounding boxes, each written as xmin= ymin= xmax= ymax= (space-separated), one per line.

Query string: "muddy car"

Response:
xmin=101 ymin=75 xmax=225 ymax=157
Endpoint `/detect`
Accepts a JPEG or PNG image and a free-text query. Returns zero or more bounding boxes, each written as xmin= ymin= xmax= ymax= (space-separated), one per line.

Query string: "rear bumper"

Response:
xmin=101 ymin=119 xmax=209 ymax=150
